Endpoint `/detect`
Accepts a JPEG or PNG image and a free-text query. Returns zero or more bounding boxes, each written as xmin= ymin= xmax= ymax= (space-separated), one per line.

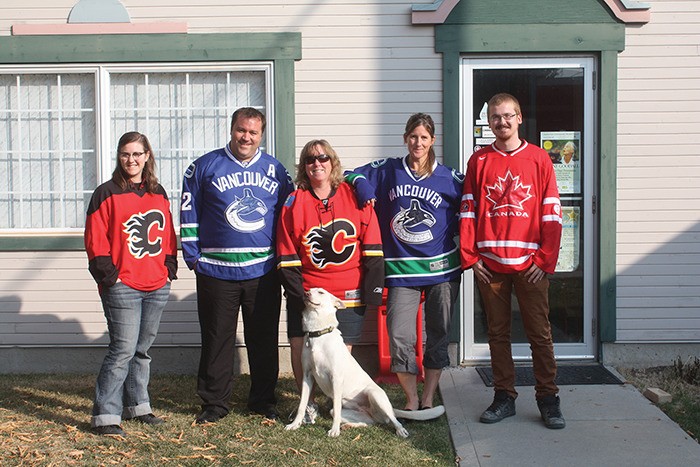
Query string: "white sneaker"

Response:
xmin=288 ymin=401 xmax=319 ymax=424
xmin=303 ymin=402 xmax=318 ymax=425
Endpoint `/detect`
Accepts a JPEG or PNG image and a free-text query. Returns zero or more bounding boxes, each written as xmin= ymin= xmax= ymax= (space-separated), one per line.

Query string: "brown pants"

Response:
xmin=477 ymin=270 xmax=558 ymax=399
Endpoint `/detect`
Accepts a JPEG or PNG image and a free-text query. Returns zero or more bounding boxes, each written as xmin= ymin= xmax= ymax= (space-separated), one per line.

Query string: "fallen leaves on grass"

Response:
xmin=283 ymin=447 xmax=310 ymax=456
xmin=234 ymin=431 xmax=252 ymax=442
xmin=191 ymin=442 xmax=217 ymax=451
xmin=160 ymin=454 xmax=219 ymax=461
xmin=67 ymin=449 xmax=84 ymax=459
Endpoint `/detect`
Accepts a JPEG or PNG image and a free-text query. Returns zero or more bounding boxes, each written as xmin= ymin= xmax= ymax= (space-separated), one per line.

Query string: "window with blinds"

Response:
xmin=0 ymin=63 xmax=271 ymax=232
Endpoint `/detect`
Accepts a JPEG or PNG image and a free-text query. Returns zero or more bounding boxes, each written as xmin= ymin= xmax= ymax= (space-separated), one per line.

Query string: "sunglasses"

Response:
xmin=304 ymin=154 xmax=331 ymax=164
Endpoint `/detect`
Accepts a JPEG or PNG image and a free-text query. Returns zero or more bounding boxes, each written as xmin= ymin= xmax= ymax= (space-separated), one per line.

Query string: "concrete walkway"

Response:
xmin=439 ymin=366 xmax=700 ymax=466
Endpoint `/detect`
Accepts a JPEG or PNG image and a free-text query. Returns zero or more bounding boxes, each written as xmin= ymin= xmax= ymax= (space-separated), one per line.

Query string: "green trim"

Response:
xmin=0 ymin=33 xmax=301 ymax=63
xmin=204 ymin=249 xmax=273 ymax=264
xmin=443 ymin=0 xmax=614 ymax=24
xmin=0 ymin=236 xmax=187 ymax=252
xmin=273 ymin=58 xmax=298 ymax=171
xmin=0 ymin=32 xmax=300 ymax=251
xmin=442 ymin=50 xmax=462 ymax=173
xmin=598 ymin=50 xmax=618 ymax=342
xmin=179 ymin=225 xmax=198 ymax=239
xmin=0 ymin=236 xmax=84 ymax=251
xmin=385 ymin=252 xmax=461 ymax=278
xmin=436 ymin=24 xmax=624 ymax=54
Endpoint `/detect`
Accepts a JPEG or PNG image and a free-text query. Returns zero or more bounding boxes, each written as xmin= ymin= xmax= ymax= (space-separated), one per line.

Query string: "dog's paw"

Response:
xmin=285 ymin=422 xmax=301 ymax=431
xmin=327 ymin=427 xmax=341 ymax=437
xmin=396 ymin=426 xmax=410 ymax=438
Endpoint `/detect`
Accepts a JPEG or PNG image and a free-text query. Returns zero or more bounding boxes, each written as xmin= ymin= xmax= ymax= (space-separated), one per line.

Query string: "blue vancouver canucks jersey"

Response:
xmin=180 ymin=146 xmax=293 ymax=281
xmin=345 ymin=156 xmax=463 ymax=287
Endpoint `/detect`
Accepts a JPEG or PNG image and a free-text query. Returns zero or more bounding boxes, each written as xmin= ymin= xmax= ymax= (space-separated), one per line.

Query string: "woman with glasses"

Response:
xmin=344 ymin=114 xmax=463 ymax=413
xmin=85 ymin=131 xmax=178 ymax=436
xmin=277 ymin=139 xmax=384 ymax=421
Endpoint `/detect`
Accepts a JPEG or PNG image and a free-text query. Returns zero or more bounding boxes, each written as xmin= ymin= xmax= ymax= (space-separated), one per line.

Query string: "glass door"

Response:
xmin=460 ymin=56 xmax=596 ymax=361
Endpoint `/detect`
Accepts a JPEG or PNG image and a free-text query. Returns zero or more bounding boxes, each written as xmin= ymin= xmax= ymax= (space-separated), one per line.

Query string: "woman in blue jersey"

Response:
xmin=345 ymin=113 xmax=463 ymax=411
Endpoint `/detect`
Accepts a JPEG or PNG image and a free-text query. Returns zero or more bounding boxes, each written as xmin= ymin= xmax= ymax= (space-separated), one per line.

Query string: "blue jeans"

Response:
xmin=91 ymin=282 xmax=170 ymax=427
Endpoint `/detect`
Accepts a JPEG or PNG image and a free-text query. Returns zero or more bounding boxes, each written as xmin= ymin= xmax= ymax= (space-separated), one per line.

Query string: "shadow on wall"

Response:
xmin=0 ymin=289 xmax=208 ymax=375
xmin=604 ymin=221 xmax=700 ymax=367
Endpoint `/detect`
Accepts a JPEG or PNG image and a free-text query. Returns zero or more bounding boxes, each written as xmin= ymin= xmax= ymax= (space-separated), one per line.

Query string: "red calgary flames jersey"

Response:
xmin=276 ymin=182 xmax=384 ymax=308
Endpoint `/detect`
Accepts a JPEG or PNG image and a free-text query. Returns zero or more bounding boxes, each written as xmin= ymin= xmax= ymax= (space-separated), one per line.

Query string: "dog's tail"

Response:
xmin=393 ymin=405 xmax=445 ymax=421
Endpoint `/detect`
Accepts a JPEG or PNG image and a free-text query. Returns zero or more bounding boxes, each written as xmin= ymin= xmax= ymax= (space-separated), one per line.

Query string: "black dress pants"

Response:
xmin=196 ymin=270 xmax=281 ymax=414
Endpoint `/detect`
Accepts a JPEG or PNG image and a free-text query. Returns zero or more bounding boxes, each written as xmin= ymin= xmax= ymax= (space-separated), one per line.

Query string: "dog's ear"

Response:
xmin=334 ymin=297 xmax=346 ymax=310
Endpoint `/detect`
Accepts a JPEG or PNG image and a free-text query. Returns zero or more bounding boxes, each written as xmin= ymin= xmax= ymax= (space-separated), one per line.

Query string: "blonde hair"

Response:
xmin=295 ymin=139 xmax=344 ymax=191
xmin=487 ymin=93 xmax=522 ymax=118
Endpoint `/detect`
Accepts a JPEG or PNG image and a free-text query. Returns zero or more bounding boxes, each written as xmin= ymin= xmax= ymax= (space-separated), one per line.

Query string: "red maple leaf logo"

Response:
xmin=485 ymin=171 xmax=533 ymax=210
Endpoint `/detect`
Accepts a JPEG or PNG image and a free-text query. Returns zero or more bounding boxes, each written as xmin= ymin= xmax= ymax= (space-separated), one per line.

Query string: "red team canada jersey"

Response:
xmin=276 ymin=182 xmax=384 ymax=308
xmin=460 ymin=140 xmax=562 ymax=274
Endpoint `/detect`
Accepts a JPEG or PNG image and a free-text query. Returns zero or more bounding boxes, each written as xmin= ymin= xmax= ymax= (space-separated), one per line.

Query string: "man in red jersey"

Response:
xmin=460 ymin=93 xmax=565 ymax=429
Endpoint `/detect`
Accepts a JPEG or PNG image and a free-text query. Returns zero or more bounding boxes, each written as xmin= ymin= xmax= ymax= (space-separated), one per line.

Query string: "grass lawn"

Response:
xmin=0 ymin=373 xmax=456 ymax=466
xmin=617 ymin=359 xmax=700 ymax=443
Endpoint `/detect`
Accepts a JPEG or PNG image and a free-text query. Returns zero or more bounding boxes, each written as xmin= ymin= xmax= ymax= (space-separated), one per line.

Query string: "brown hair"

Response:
xmin=295 ymin=139 xmax=344 ymax=191
xmin=487 ymin=93 xmax=522 ymax=118
xmin=230 ymin=107 xmax=266 ymax=133
xmin=403 ymin=113 xmax=436 ymax=177
xmin=112 ymin=131 xmax=159 ymax=193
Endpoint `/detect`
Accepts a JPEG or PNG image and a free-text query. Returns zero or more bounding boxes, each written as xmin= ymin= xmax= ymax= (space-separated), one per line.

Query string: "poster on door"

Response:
xmin=541 ymin=131 xmax=581 ymax=194
xmin=473 ymin=102 xmax=495 ymax=151
xmin=556 ymin=206 xmax=580 ymax=273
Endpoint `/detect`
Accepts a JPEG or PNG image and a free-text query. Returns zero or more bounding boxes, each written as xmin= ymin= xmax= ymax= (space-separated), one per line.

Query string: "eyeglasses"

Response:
xmin=304 ymin=154 xmax=331 ymax=165
xmin=118 ymin=151 xmax=146 ymax=160
xmin=489 ymin=113 xmax=518 ymax=123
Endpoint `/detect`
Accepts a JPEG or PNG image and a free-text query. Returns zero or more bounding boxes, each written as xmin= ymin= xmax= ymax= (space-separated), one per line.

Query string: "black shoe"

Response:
xmin=480 ymin=391 xmax=516 ymax=424
xmin=195 ymin=408 xmax=223 ymax=425
xmin=250 ymin=405 xmax=279 ymax=421
xmin=131 ymin=413 xmax=164 ymax=425
xmin=93 ymin=425 xmax=126 ymax=436
xmin=537 ymin=395 xmax=566 ymax=429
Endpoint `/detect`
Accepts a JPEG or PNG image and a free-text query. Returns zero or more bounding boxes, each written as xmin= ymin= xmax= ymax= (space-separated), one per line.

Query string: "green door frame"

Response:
xmin=436 ymin=21 xmax=624 ymax=344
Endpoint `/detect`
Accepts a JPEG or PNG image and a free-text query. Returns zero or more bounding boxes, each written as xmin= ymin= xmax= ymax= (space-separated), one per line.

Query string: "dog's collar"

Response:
xmin=306 ymin=326 xmax=335 ymax=338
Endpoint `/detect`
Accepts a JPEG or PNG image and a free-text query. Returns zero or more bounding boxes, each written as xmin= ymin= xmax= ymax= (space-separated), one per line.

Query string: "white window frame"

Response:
xmin=0 ymin=62 xmax=273 ymax=234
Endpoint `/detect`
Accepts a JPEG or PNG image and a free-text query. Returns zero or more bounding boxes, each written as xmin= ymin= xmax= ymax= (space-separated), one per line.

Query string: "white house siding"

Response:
xmin=8 ymin=0 xmax=698 ymax=357
xmin=0 ymin=1 xmax=440 ymax=351
xmin=0 ymin=251 xmax=199 ymax=346
xmin=616 ymin=0 xmax=700 ymax=342
xmin=169 ymin=0 xmax=445 ymax=169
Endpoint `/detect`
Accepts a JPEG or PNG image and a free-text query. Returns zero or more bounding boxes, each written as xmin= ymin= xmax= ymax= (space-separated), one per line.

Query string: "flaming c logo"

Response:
xmin=304 ymin=219 xmax=357 ymax=269
xmin=123 ymin=209 xmax=166 ymax=259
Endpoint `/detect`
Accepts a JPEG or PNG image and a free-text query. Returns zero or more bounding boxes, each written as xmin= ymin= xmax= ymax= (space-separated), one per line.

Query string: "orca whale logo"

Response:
xmin=225 ymin=188 xmax=268 ymax=232
xmin=391 ymin=199 xmax=435 ymax=244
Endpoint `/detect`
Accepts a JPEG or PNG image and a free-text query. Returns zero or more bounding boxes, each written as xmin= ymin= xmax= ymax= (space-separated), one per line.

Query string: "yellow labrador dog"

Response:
xmin=285 ymin=287 xmax=445 ymax=438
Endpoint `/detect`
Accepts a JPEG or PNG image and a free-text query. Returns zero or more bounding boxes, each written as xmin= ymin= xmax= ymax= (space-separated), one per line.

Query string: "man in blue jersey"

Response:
xmin=180 ymin=107 xmax=294 ymax=423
